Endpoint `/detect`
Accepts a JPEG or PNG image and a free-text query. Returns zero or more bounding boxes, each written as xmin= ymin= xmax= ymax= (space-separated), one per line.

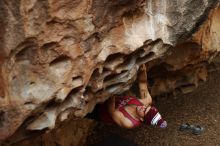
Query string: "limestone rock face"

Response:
xmin=0 ymin=0 xmax=220 ymax=143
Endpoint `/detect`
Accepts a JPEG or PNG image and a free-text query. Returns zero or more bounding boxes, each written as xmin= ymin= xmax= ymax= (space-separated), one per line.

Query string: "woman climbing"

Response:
xmin=98 ymin=64 xmax=167 ymax=129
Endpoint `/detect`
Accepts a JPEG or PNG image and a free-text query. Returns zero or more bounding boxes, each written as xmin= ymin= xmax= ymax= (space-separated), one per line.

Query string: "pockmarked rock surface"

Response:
xmin=0 ymin=0 xmax=220 ymax=144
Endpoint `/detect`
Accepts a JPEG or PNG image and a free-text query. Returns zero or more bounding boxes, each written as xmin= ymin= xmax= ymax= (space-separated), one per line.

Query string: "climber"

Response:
xmin=95 ymin=64 xmax=167 ymax=129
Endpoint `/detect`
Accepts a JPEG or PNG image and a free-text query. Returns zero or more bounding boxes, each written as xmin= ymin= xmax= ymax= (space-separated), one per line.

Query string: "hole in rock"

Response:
xmin=24 ymin=101 xmax=34 ymax=105
xmin=0 ymin=110 xmax=5 ymax=127
xmin=179 ymin=83 xmax=197 ymax=94
xmin=199 ymin=78 xmax=205 ymax=83
xmin=90 ymin=68 xmax=100 ymax=78
xmin=45 ymin=99 xmax=60 ymax=108
xmin=72 ymin=76 xmax=83 ymax=88
xmin=49 ymin=55 xmax=71 ymax=66
xmin=180 ymin=83 xmax=196 ymax=88
xmin=90 ymin=68 xmax=111 ymax=82
xmin=92 ymin=32 xmax=103 ymax=42
xmin=49 ymin=55 xmax=72 ymax=78
xmin=136 ymin=52 xmax=155 ymax=65
xmin=105 ymin=83 xmax=123 ymax=93
xmin=15 ymin=45 xmax=37 ymax=62
xmin=82 ymin=32 xmax=102 ymax=53
xmin=65 ymin=86 xmax=84 ymax=101
xmin=41 ymin=42 xmax=58 ymax=50
xmin=104 ymin=53 xmax=125 ymax=70
xmin=12 ymin=76 xmax=16 ymax=80
xmin=104 ymin=71 xmax=127 ymax=82
xmin=135 ymin=48 xmax=145 ymax=58
xmin=105 ymin=53 xmax=124 ymax=63
xmin=0 ymin=77 xmax=5 ymax=98
xmin=29 ymin=81 xmax=35 ymax=85
xmin=103 ymin=67 xmax=111 ymax=72
xmin=115 ymin=54 xmax=136 ymax=72
xmin=83 ymin=86 xmax=93 ymax=101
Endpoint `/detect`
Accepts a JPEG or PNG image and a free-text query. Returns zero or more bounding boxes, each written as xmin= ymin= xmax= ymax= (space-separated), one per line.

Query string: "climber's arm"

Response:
xmin=138 ymin=64 xmax=152 ymax=104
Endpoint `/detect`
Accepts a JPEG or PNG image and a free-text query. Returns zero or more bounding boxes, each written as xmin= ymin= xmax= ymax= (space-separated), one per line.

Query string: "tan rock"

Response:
xmin=0 ymin=0 xmax=219 ymax=144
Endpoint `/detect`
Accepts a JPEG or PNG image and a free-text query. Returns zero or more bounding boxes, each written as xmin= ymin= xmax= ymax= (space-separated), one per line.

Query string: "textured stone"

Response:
xmin=0 ymin=0 xmax=220 ymax=144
